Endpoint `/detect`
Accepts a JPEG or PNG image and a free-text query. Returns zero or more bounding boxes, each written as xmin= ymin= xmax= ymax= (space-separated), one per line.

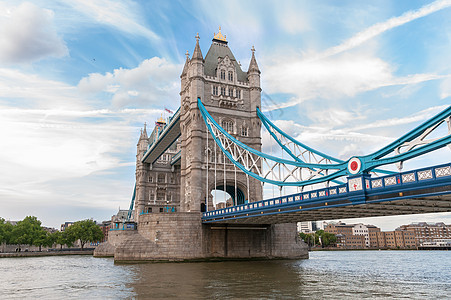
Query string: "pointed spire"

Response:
xmin=181 ymin=50 xmax=190 ymax=76
xmin=140 ymin=122 xmax=148 ymax=140
xmin=192 ymin=33 xmax=203 ymax=61
xmin=248 ymin=45 xmax=260 ymax=74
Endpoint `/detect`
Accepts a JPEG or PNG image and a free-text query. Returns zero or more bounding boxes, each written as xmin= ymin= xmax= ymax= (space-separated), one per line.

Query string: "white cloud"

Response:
xmin=0 ymin=67 xmax=86 ymax=110
xmin=350 ymin=105 xmax=449 ymax=131
xmin=64 ymin=0 xmax=159 ymax=41
xmin=263 ymin=52 xmax=446 ymax=111
xmin=0 ymin=2 xmax=68 ymax=64
xmin=78 ymin=57 xmax=181 ymax=108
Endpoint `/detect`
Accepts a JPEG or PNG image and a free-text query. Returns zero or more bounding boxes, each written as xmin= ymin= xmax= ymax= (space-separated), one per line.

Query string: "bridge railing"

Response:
xmin=202 ymin=162 xmax=451 ymax=220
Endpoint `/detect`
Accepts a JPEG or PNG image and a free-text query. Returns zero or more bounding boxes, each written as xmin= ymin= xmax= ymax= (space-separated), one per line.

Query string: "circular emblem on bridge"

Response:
xmin=348 ymin=157 xmax=361 ymax=175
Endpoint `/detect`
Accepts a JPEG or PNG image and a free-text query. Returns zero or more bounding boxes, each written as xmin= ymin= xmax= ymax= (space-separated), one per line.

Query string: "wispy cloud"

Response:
xmin=349 ymin=105 xmax=449 ymax=131
xmin=311 ymin=0 xmax=451 ymax=60
xmin=262 ymin=0 xmax=451 ymax=111
xmin=78 ymin=57 xmax=181 ymax=108
xmin=263 ymin=53 xmax=447 ymax=111
xmin=64 ymin=0 xmax=159 ymax=41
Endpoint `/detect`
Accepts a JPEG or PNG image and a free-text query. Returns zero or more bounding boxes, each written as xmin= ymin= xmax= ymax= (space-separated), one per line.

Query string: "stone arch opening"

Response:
xmin=212 ymin=184 xmax=246 ymax=207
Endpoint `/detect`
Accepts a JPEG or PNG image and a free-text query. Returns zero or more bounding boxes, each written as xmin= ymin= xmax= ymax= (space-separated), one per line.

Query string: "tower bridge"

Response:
xmin=94 ymin=28 xmax=451 ymax=262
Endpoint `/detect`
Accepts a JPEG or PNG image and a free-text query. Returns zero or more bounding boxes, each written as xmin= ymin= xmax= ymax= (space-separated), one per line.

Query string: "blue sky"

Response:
xmin=0 ymin=0 xmax=450 ymax=230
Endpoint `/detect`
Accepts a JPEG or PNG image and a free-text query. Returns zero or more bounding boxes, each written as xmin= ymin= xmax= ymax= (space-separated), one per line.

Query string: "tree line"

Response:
xmin=299 ymin=230 xmax=337 ymax=248
xmin=0 ymin=216 xmax=103 ymax=251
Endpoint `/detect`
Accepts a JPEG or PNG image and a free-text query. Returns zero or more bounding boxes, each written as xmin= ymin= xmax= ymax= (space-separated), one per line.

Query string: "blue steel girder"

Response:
xmin=198 ymin=98 xmax=451 ymax=187
xmin=359 ymin=105 xmax=451 ymax=172
xmin=257 ymin=107 xmax=395 ymax=180
xmin=127 ymin=183 xmax=136 ymax=221
xmin=199 ymin=98 xmax=347 ymax=187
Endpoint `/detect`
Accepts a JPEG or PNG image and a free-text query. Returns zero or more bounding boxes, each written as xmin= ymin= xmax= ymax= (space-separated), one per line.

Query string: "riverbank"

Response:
xmin=310 ymin=247 xmax=418 ymax=251
xmin=0 ymin=250 xmax=93 ymax=258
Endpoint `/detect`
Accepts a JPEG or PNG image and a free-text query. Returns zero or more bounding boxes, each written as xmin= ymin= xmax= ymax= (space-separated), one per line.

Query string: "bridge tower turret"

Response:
xmin=180 ymin=33 xmax=206 ymax=212
xmin=135 ymin=124 xmax=148 ymax=220
xmin=248 ymin=46 xmax=261 ymax=114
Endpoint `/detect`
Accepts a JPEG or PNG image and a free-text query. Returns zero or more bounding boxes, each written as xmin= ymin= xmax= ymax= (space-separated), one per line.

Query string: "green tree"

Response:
xmin=299 ymin=232 xmax=318 ymax=247
xmin=52 ymin=231 xmax=76 ymax=250
xmin=66 ymin=219 xmax=103 ymax=250
xmin=316 ymin=230 xmax=337 ymax=248
xmin=11 ymin=216 xmax=48 ymax=249
xmin=0 ymin=218 xmax=7 ymax=244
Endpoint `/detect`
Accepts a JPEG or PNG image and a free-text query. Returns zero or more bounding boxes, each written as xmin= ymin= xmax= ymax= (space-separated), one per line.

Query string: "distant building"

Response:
xmin=297 ymin=221 xmax=325 ymax=233
xmin=60 ymin=222 xmax=74 ymax=232
xmin=43 ymin=227 xmax=58 ymax=234
xmin=325 ymin=222 xmax=380 ymax=249
xmin=98 ymin=220 xmax=111 ymax=242
xmin=324 ymin=221 xmax=450 ymax=249
xmin=398 ymin=222 xmax=451 ymax=245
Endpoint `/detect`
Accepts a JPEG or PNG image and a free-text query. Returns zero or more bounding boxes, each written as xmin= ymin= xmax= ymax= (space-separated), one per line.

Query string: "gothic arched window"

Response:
xmin=220 ymin=70 xmax=226 ymax=80
xmin=228 ymin=71 xmax=233 ymax=81
xmin=241 ymin=127 xmax=248 ymax=136
xmin=222 ymin=120 xmax=234 ymax=133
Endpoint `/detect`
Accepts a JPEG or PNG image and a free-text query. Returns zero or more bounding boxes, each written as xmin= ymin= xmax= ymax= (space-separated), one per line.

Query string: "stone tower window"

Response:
xmin=228 ymin=87 xmax=233 ymax=97
xmin=220 ymin=70 xmax=226 ymax=80
xmin=228 ymin=71 xmax=233 ymax=81
xmin=213 ymin=86 xmax=218 ymax=95
xmin=236 ymin=89 xmax=241 ymax=99
xmin=222 ymin=120 xmax=234 ymax=133
xmin=241 ymin=127 xmax=248 ymax=137
xmin=157 ymin=191 xmax=165 ymax=201
xmin=221 ymin=87 xmax=226 ymax=96
xmin=158 ymin=174 xmax=165 ymax=183
xmin=148 ymin=176 xmax=153 ymax=183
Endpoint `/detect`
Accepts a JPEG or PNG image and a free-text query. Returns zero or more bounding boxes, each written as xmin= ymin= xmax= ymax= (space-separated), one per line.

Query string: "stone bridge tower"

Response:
xmin=180 ymin=28 xmax=263 ymax=212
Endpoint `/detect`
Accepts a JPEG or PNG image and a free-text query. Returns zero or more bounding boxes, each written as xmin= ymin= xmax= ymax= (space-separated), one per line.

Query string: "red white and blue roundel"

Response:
xmin=348 ymin=157 xmax=361 ymax=175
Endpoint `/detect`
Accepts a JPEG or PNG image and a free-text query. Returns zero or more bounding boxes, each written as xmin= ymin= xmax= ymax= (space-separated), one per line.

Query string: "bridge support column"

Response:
xmin=206 ymin=223 xmax=308 ymax=259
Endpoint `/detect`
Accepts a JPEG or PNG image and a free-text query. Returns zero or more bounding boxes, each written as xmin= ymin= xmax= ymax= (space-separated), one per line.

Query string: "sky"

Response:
xmin=0 ymin=0 xmax=450 ymax=230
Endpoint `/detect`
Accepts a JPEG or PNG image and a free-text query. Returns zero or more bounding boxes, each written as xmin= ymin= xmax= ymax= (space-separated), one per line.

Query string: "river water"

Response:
xmin=0 ymin=251 xmax=450 ymax=299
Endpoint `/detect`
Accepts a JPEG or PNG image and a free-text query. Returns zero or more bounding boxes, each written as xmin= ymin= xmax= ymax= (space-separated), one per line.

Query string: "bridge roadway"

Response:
xmin=202 ymin=163 xmax=451 ymax=224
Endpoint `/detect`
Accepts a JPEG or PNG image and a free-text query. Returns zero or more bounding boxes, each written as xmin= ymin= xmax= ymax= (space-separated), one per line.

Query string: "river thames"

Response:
xmin=1 ymin=250 xmax=450 ymax=299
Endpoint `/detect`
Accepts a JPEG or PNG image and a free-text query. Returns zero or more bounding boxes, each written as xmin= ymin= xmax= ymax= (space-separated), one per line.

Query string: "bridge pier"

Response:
xmin=95 ymin=214 xmax=308 ymax=261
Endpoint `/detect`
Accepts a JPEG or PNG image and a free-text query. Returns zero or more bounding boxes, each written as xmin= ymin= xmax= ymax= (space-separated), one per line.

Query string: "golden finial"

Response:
xmin=185 ymin=50 xmax=189 ymax=58
xmin=213 ymin=26 xmax=227 ymax=42
xmin=195 ymin=33 xmax=200 ymax=42
xmin=251 ymin=45 xmax=255 ymax=53
xmin=157 ymin=113 xmax=166 ymax=124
